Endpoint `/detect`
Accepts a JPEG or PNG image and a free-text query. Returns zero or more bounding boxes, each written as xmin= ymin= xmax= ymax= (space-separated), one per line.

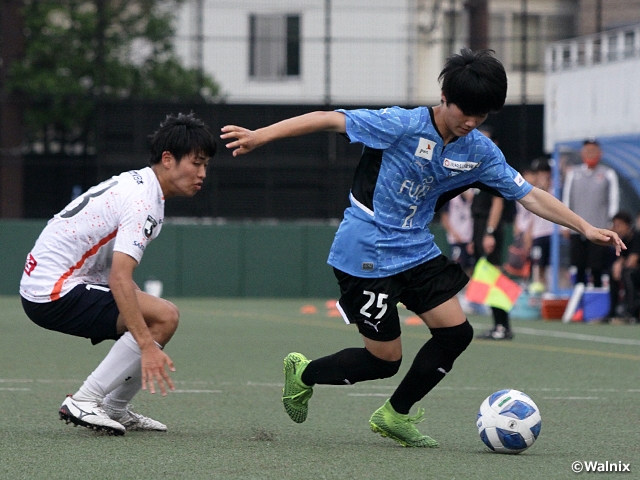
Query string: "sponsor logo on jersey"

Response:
xmin=414 ymin=138 xmax=436 ymax=161
xmin=143 ymin=215 xmax=158 ymax=238
xmin=443 ymin=158 xmax=479 ymax=171
xmin=514 ymin=172 xmax=525 ymax=186
xmin=133 ymin=240 xmax=146 ymax=251
xmin=362 ymin=262 xmax=374 ymax=270
xmin=24 ymin=253 xmax=37 ymax=276
xmin=129 ymin=170 xmax=144 ymax=185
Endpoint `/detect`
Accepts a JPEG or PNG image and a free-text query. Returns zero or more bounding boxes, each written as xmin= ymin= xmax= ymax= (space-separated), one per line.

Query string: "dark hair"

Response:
xmin=149 ymin=112 xmax=217 ymax=165
xmin=583 ymin=137 xmax=600 ymax=147
xmin=477 ymin=125 xmax=494 ymax=139
xmin=613 ymin=211 xmax=633 ymax=225
xmin=438 ymin=48 xmax=507 ymax=116
xmin=531 ymin=156 xmax=551 ymax=172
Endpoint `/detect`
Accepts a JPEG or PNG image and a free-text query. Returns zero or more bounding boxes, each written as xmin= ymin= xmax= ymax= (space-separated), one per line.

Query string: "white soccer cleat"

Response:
xmin=103 ymin=404 xmax=167 ymax=432
xmin=59 ymin=395 xmax=126 ymax=435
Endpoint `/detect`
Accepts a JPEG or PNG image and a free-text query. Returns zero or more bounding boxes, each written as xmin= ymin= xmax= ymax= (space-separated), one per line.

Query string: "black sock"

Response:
xmin=301 ymin=347 xmax=401 ymax=386
xmin=390 ymin=321 xmax=473 ymax=414
xmin=491 ymin=307 xmax=510 ymax=330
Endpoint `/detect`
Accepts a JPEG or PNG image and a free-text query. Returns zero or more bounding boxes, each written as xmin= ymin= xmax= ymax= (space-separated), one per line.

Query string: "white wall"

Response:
xmin=544 ymin=24 xmax=640 ymax=150
xmin=173 ymin=0 xmax=577 ymax=106
xmin=174 ymin=0 xmax=412 ymax=105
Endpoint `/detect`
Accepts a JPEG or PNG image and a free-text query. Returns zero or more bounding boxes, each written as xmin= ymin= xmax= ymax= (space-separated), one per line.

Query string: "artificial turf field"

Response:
xmin=1 ymin=295 xmax=639 ymax=480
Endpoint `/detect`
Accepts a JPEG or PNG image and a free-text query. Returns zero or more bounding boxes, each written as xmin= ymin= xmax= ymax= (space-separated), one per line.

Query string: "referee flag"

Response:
xmin=465 ymin=257 xmax=522 ymax=311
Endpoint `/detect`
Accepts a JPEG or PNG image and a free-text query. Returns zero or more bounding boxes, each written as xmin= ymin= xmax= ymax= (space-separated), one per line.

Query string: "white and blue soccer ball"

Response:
xmin=476 ymin=389 xmax=542 ymax=454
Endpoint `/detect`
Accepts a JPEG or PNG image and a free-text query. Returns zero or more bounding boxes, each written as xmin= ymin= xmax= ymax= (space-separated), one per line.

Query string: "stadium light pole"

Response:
xmin=324 ymin=0 xmax=337 ymax=163
xmin=195 ymin=0 xmax=204 ymax=92
xmin=595 ymin=0 xmax=602 ymax=33
xmin=448 ymin=0 xmax=456 ymax=56
xmin=324 ymin=0 xmax=331 ymax=106
xmin=466 ymin=0 xmax=489 ymax=51
xmin=519 ymin=0 xmax=528 ymax=167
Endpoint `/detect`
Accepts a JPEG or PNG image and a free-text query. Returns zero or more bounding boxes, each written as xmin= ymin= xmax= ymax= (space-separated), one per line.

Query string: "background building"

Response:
xmin=174 ymin=0 xmax=582 ymax=106
xmin=2 ymin=0 xmax=640 ymax=219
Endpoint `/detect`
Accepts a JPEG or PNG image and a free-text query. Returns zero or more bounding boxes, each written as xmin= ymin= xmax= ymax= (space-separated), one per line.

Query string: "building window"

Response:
xmin=512 ymin=14 xmax=541 ymax=71
xmin=489 ymin=14 xmax=507 ymax=64
xmin=249 ymin=14 xmax=300 ymax=79
xmin=442 ymin=10 xmax=466 ymax=59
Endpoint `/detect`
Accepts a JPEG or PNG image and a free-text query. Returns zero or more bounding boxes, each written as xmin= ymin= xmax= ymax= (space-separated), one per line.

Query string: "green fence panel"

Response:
xmin=241 ymin=223 xmax=305 ymax=297
xmin=0 ymin=220 xmax=47 ymax=296
xmin=302 ymin=224 xmax=341 ymax=298
xmin=0 ymin=220 xmax=462 ymax=298
xmin=177 ymin=223 xmax=243 ymax=297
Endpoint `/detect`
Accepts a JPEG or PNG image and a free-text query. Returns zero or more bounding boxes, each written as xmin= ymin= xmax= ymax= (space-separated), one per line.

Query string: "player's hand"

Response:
xmin=482 ymin=234 xmax=496 ymax=255
xmin=467 ymin=242 xmax=474 ymax=255
xmin=585 ymin=226 xmax=626 ymax=256
xmin=220 ymin=125 xmax=263 ymax=157
xmin=140 ymin=345 xmax=176 ymax=396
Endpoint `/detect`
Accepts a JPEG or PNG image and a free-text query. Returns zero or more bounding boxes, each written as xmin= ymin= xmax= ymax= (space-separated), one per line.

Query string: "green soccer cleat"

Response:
xmin=282 ymin=352 xmax=313 ymax=423
xmin=369 ymin=399 xmax=439 ymax=448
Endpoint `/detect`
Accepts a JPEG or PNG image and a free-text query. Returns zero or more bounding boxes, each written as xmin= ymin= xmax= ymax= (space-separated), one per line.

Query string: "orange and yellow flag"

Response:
xmin=465 ymin=257 xmax=522 ymax=312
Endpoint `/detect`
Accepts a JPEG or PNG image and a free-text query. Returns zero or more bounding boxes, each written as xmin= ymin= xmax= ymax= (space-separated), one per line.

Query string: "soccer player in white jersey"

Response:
xmin=20 ymin=113 xmax=216 ymax=435
xmin=221 ymin=49 xmax=625 ymax=448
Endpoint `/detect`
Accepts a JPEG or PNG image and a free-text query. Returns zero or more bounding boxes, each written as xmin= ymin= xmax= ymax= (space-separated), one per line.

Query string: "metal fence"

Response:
xmin=22 ymin=100 xmax=544 ymax=219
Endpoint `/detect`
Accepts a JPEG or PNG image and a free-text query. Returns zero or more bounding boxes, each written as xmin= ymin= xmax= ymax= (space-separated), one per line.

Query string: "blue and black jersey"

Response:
xmin=327 ymin=106 xmax=533 ymax=278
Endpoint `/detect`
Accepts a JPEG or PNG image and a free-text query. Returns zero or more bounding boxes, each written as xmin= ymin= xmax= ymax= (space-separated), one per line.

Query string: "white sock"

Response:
xmin=102 ymin=339 xmax=167 ymax=410
xmin=102 ymin=369 xmax=142 ymax=411
xmin=73 ymin=332 xmax=141 ymax=402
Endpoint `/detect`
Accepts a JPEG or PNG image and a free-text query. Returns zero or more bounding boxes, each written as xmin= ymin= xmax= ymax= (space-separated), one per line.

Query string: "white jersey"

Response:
xmin=514 ymin=201 xmax=533 ymax=234
xmin=443 ymin=194 xmax=473 ymax=244
xmin=20 ymin=167 xmax=164 ymax=302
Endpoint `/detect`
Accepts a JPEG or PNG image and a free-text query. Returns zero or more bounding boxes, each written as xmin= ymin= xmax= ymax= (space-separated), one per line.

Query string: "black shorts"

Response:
xmin=449 ymin=242 xmax=474 ymax=271
xmin=531 ymin=235 xmax=551 ymax=268
xmin=333 ymin=255 xmax=469 ymax=342
xmin=21 ymin=284 xmax=120 ymax=345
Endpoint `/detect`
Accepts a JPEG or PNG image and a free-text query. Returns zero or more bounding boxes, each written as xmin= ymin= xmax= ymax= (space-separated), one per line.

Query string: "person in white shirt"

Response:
xmin=20 ymin=113 xmax=217 ymax=435
xmin=529 ymin=157 xmax=556 ymax=288
xmin=440 ymin=190 xmax=475 ymax=274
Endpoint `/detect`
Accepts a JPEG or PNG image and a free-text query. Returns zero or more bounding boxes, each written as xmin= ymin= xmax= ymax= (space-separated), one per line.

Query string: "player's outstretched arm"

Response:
xmin=221 ymin=111 xmax=346 ymax=157
xmin=518 ymin=187 xmax=626 ymax=255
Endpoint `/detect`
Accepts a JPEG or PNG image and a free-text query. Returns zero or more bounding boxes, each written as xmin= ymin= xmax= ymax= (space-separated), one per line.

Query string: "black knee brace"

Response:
xmin=428 ymin=319 xmax=474 ymax=372
xmin=364 ymin=348 xmax=402 ymax=381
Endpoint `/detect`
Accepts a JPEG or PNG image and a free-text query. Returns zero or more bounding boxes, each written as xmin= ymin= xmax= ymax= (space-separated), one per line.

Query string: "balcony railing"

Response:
xmin=545 ymin=23 xmax=640 ymax=72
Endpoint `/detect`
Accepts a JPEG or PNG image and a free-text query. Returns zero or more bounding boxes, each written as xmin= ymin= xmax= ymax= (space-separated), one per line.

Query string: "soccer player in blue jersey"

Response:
xmin=221 ymin=49 xmax=625 ymax=447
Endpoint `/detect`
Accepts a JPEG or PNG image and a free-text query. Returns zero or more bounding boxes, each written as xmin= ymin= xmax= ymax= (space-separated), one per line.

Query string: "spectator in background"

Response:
xmin=440 ymin=190 xmax=475 ymax=275
xmin=529 ymin=157 xmax=556 ymax=290
xmin=562 ymin=139 xmax=619 ymax=287
xmin=472 ymin=126 xmax=513 ymax=340
xmin=606 ymin=211 xmax=640 ymax=323
xmin=503 ymin=167 xmax=535 ymax=280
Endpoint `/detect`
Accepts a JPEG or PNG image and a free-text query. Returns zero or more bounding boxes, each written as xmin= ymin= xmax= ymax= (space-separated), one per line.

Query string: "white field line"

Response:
xmin=2 ymin=380 xmax=640 ymax=397
xmin=542 ymin=396 xmax=601 ymax=400
xmin=513 ymin=326 xmax=640 ymax=346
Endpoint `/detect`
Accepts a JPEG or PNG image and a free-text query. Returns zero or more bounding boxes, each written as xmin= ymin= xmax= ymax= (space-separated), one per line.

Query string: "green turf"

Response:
xmin=1 ymin=295 xmax=639 ymax=479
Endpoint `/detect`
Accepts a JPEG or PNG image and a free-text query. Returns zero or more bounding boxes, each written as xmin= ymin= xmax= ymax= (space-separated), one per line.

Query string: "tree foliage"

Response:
xmin=9 ymin=0 xmax=220 ymax=154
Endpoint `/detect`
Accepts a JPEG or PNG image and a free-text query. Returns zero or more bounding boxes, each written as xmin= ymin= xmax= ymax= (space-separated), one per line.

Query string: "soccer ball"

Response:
xmin=476 ymin=389 xmax=542 ymax=454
